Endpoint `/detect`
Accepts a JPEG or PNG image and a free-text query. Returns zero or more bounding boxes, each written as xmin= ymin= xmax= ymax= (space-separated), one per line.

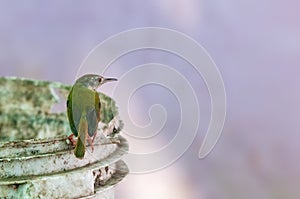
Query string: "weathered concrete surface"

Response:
xmin=0 ymin=77 xmax=128 ymax=199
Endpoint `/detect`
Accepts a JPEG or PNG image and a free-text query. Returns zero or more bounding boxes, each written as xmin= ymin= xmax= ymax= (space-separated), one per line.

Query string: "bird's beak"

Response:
xmin=102 ymin=77 xmax=118 ymax=84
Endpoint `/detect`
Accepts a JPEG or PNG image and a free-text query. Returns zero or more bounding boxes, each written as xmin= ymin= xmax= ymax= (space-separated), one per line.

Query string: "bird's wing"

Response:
xmin=95 ymin=91 xmax=101 ymax=122
xmin=67 ymin=87 xmax=79 ymax=136
xmin=67 ymin=86 xmax=100 ymax=138
xmin=86 ymin=108 xmax=98 ymax=137
xmin=86 ymin=91 xmax=101 ymax=137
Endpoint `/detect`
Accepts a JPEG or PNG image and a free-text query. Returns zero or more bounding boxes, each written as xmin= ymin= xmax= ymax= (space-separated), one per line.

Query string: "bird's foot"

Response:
xmin=92 ymin=131 xmax=98 ymax=143
xmin=87 ymin=136 xmax=94 ymax=152
xmin=68 ymin=133 xmax=77 ymax=147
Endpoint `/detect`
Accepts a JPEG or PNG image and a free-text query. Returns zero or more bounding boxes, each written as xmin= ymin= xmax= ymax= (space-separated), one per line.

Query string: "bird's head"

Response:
xmin=75 ymin=74 xmax=117 ymax=90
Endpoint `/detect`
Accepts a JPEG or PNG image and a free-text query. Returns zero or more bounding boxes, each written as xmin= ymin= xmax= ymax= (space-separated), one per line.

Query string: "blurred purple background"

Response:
xmin=1 ymin=1 xmax=300 ymax=198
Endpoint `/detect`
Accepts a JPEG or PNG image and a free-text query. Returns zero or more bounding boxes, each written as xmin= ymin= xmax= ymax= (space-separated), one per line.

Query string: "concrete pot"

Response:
xmin=0 ymin=77 xmax=128 ymax=199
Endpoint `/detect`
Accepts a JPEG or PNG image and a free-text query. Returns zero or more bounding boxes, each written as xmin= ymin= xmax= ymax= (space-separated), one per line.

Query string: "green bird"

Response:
xmin=67 ymin=74 xmax=117 ymax=159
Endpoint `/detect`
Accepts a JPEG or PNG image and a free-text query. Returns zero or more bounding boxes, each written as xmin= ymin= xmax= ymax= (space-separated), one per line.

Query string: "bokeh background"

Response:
xmin=1 ymin=1 xmax=300 ymax=199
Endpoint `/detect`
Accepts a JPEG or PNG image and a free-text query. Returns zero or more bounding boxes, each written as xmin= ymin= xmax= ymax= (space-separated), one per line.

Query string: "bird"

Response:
xmin=66 ymin=74 xmax=117 ymax=159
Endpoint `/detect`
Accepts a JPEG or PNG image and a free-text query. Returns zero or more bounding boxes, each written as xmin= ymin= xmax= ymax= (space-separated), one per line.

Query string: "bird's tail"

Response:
xmin=74 ymin=113 xmax=88 ymax=159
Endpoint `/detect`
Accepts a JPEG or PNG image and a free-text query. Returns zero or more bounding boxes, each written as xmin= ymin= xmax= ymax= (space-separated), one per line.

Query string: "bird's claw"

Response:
xmin=68 ymin=133 xmax=76 ymax=147
xmin=87 ymin=136 xmax=94 ymax=152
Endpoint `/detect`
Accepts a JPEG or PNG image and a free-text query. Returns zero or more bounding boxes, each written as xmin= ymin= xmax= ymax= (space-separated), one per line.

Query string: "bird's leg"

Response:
xmin=87 ymin=136 xmax=94 ymax=152
xmin=87 ymin=131 xmax=98 ymax=152
xmin=88 ymin=130 xmax=97 ymax=152
xmin=92 ymin=130 xmax=98 ymax=143
xmin=68 ymin=133 xmax=77 ymax=147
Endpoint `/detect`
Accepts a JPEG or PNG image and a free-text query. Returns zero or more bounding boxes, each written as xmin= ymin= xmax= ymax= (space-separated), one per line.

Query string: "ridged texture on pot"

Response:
xmin=0 ymin=77 xmax=128 ymax=199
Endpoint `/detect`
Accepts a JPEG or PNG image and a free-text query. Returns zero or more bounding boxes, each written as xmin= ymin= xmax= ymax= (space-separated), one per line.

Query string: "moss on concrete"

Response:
xmin=0 ymin=77 xmax=120 ymax=141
